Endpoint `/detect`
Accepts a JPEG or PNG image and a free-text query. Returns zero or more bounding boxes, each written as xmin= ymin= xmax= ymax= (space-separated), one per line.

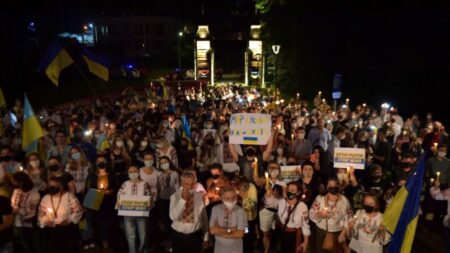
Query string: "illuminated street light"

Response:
xmin=272 ymin=44 xmax=281 ymax=100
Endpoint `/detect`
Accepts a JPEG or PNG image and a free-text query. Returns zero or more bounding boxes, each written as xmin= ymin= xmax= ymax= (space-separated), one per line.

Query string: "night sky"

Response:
xmin=1 ymin=0 xmax=450 ymax=124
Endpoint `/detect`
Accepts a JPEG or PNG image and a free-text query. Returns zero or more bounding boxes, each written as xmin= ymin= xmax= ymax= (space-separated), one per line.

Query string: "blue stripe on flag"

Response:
xmin=243 ymin=137 xmax=258 ymax=141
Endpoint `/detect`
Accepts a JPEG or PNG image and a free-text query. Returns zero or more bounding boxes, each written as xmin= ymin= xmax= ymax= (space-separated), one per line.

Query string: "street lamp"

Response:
xmin=177 ymin=32 xmax=183 ymax=73
xmin=272 ymin=45 xmax=280 ymax=99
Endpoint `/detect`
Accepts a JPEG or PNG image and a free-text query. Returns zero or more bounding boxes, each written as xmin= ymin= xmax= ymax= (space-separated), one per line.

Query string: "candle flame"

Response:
xmin=47 ymin=208 xmax=53 ymax=213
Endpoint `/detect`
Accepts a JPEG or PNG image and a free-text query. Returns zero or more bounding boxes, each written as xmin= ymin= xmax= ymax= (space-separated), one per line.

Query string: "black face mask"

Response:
xmin=97 ymin=162 xmax=107 ymax=169
xmin=287 ymin=192 xmax=298 ymax=200
xmin=205 ymin=139 xmax=214 ymax=146
xmin=327 ymin=187 xmax=339 ymax=195
xmin=363 ymin=205 xmax=375 ymax=213
xmin=245 ymin=148 xmax=256 ymax=157
xmin=47 ymin=186 xmax=61 ymax=195
xmin=223 ymin=137 xmax=229 ymax=143
xmin=49 ymin=165 xmax=60 ymax=172
xmin=372 ymin=175 xmax=382 ymax=181
xmin=211 ymin=174 xmax=220 ymax=180
xmin=2 ymin=155 xmax=12 ymax=162
xmin=400 ymin=162 xmax=412 ymax=169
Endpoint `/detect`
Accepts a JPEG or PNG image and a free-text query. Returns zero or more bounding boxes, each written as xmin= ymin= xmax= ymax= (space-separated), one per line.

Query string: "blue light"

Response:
xmin=29 ymin=22 xmax=35 ymax=26
xmin=89 ymin=23 xmax=93 ymax=28
xmin=126 ymin=64 xmax=134 ymax=69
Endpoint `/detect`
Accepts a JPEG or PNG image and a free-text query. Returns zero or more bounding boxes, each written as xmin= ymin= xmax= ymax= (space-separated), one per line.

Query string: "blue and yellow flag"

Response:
xmin=384 ymin=156 xmax=426 ymax=253
xmin=81 ymin=47 xmax=110 ymax=81
xmin=22 ymin=95 xmax=44 ymax=154
xmin=37 ymin=40 xmax=74 ymax=87
xmin=181 ymin=115 xmax=193 ymax=150
xmin=96 ymin=133 xmax=110 ymax=151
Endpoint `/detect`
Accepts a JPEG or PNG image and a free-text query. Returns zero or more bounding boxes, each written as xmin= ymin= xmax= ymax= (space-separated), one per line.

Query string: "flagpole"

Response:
xmin=73 ymin=63 xmax=98 ymax=97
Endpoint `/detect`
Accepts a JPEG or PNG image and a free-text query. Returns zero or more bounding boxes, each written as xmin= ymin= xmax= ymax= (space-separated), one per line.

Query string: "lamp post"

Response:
xmin=272 ymin=45 xmax=280 ymax=100
xmin=177 ymin=31 xmax=183 ymax=73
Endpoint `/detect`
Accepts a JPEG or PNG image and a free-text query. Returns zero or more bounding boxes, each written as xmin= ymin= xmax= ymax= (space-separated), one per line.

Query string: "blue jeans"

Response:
xmin=124 ymin=216 xmax=148 ymax=253
xmin=0 ymin=242 xmax=13 ymax=253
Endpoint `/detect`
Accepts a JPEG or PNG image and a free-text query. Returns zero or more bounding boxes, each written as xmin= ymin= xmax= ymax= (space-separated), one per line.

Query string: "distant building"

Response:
xmin=93 ymin=16 xmax=181 ymax=60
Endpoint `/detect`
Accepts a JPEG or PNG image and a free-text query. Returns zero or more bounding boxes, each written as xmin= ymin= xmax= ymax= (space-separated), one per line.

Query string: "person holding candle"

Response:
xmin=427 ymin=145 xmax=450 ymax=186
xmin=430 ymin=179 xmax=450 ymax=253
xmin=85 ymin=155 xmax=118 ymax=251
xmin=277 ymin=182 xmax=311 ymax=253
xmin=338 ymin=194 xmax=390 ymax=253
xmin=273 ymin=142 xmax=288 ymax=166
xmin=117 ymin=165 xmax=151 ymax=253
xmin=259 ymin=183 xmax=283 ymax=253
xmin=10 ymin=172 xmax=41 ymax=253
xmin=209 ymin=186 xmax=247 ymax=253
xmin=206 ymin=163 xmax=231 ymax=207
xmin=38 ymin=176 xmax=83 ymax=253
xmin=296 ymin=161 xmax=324 ymax=208
xmin=228 ymin=132 xmax=274 ymax=187
xmin=309 ymin=177 xmax=353 ymax=253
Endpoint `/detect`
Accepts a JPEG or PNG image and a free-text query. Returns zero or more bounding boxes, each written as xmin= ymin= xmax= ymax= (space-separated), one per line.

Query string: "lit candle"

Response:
xmin=363 ymin=103 xmax=366 ymax=107
xmin=430 ymin=178 xmax=435 ymax=184
xmin=318 ymin=91 xmax=322 ymax=96
xmin=322 ymin=99 xmax=326 ymax=104
xmin=291 ymin=133 xmax=294 ymax=140
xmin=47 ymin=208 xmax=55 ymax=222
xmin=437 ymin=172 xmax=441 ymax=180
xmin=215 ymin=187 xmax=220 ymax=192
xmin=434 ymin=142 xmax=438 ymax=149
xmin=346 ymin=167 xmax=350 ymax=177
xmin=296 ymin=93 xmax=300 ymax=98
xmin=301 ymin=194 xmax=306 ymax=199
xmin=19 ymin=166 xmax=23 ymax=171
xmin=99 ymin=184 xmax=104 ymax=190
xmin=254 ymin=158 xmax=258 ymax=171
xmin=265 ymin=172 xmax=270 ymax=190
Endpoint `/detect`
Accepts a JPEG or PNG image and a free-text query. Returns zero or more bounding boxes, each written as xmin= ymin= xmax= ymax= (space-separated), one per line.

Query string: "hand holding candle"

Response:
xmin=437 ymin=171 xmax=441 ymax=180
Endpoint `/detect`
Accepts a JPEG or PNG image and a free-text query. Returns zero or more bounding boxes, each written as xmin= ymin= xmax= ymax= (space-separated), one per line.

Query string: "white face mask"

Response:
xmin=140 ymin=141 xmax=148 ymax=148
xmin=270 ymin=170 xmax=279 ymax=178
xmin=223 ymin=200 xmax=237 ymax=210
xmin=276 ymin=148 xmax=283 ymax=155
xmin=438 ymin=152 xmax=447 ymax=158
xmin=128 ymin=172 xmax=139 ymax=180
xmin=298 ymin=133 xmax=305 ymax=140
xmin=127 ymin=140 xmax=134 ymax=149
xmin=116 ymin=141 xmax=124 ymax=148
xmin=144 ymin=160 xmax=154 ymax=167
xmin=30 ymin=160 xmax=40 ymax=168
xmin=160 ymin=163 xmax=170 ymax=170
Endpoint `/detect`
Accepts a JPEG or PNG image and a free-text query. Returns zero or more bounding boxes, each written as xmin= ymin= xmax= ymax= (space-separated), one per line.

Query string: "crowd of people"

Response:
xmin=0 ymin=84 xmax=449 ymax=253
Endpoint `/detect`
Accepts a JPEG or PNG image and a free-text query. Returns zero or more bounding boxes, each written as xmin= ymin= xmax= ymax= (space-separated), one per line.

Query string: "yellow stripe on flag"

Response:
xmin=82 ymin=55 xmax=109 ymax=81
xmin=45 ymin=49 xmax=74 ymax=87
xmin=384 ymin=186 xmax=409 ymax=233
xmin=243 ymin=140 xmax=259 ymax=145
xmin=400 ymin=216 xmax=418 ymax=253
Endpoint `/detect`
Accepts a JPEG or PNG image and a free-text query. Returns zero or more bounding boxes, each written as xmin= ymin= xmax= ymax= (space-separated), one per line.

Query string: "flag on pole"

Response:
xmin=383 ymin=155 xmax=426 ymax=253
xmin=22 ymin=95 xmax=44 ymax=154
xmin=37 ymin=40 xmax=74 ymax=87
xmin=181 ymin=115 xmax=193 ymax=150
xmin=81 ymin=47 xmax=110 ymax=81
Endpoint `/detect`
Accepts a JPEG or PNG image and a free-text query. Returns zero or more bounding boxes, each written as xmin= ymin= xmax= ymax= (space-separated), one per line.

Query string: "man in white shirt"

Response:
xmin=170 ymin=171 xmax=209 ymax=253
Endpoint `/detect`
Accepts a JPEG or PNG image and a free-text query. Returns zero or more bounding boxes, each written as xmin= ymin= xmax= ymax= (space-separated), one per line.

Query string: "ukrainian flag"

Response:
xmin=22 ymin=95 xmax=44 ymax=154
xmin=383 ymin=156 xmax=426 ymax=253
xmin=181 ymin=115 xmax=193 ymax=150
xmin=96 ymin=133 xmax=110 ymax=151
xmin=37 ymin=40 xmax=74 ymax=87
xmin=81 ymin=47 xmax=110 ymax=81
